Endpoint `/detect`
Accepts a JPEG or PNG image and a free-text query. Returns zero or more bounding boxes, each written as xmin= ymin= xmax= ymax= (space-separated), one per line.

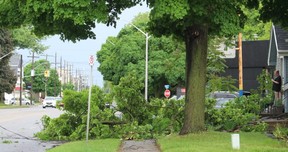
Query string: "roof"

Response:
xmin=268 ymin=25 xmax=288 ymax=66
xmin=274 ymin=26 xmax=288 ymax=51
xmin=225 ymin=40 xmax=270 ymax=68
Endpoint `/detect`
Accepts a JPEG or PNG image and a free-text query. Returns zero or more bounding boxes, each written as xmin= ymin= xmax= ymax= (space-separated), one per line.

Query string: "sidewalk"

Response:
xmin=119 ymin=139 xmax=161 ymax=152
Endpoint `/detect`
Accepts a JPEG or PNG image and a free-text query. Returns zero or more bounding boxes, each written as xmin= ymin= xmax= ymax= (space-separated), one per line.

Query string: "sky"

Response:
xmin=18 ymin=4 xmax=150 ymax=88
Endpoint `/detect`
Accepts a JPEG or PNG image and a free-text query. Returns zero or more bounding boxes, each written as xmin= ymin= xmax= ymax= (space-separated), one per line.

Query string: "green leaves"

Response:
xmin=23 ymin=59 xmax=60 ymax=96
xmin=0 ymin=0 xmax=144 ymax=42
xmin=11 ymin=26 xmax=48 ymax=53
xmin=0 ymin=28 xmax=16 ymax=94
xmin=152 ymin=0 xmax=189 ymax=20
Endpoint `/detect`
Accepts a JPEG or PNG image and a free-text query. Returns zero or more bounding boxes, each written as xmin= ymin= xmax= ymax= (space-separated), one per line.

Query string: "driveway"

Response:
xmin=0 ymin=105 xmax=64 ymax=152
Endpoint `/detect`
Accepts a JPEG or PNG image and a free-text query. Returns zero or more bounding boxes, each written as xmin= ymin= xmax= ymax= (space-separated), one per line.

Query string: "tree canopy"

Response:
xmin=11 ymin=26 xmax=48 ymax=53
xmin=0 ymin=0 xmax=145 ymax=42
xmin=97 ymin=13 xmax=186 ymax=97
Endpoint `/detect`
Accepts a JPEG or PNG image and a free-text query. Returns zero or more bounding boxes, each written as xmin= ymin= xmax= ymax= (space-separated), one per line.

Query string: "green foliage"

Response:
xmin=36 ymin=86 xmax=121 ymax=140
xmin=148 ymin=98 xmax=184 ymax=135
xmin=0 ymin=0 xmax=144 ymax=42
xmin=113 ymin=71 xmax=148 ymax=124
xmin=11 ymin=26 xmax=48 ymax=53
xmin=119 ymin=122 xmax=153 ymax=140
xmin=273 ymin=124 xmax=288 ymax=143
xmin=62 ymin=83 xmax=74 ymax=91
xmin=0 ymin=28 xmax=17 ymax=94
xmin=148 ymin=0 xmax=247 ymax=39
xmin=24 ymin=59 xmax=61 ymax=96
xmin=97 ymin=13 xmax=186 ymax=98
xmin=242 ymin=7 xmax=271 ymax=40
xmin=205 ymin=95 xmax=263 ymax=132
xmin=259 ymin=0 xmax=288 ymax=29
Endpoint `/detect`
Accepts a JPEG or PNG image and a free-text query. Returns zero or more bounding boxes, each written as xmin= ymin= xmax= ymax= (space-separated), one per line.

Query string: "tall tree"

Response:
xmin=0 ymin=28 xmax=17 ymax=98
xmin=97 ymin=13 xmax=186 ymax=97
xmin=258 ymin=0 xmax=288 ymax=28
xmin=147 ymin=0 xmax=249 ymax=134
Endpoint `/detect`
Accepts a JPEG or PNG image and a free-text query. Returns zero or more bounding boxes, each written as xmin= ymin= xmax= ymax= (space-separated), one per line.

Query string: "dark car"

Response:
xmin=209 ymin=91 xmax=239 ymax=109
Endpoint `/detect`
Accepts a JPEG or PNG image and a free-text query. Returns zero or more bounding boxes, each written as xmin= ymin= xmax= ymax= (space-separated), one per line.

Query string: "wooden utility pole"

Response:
xmin=237 ymin=33 xmax=243 ymax=96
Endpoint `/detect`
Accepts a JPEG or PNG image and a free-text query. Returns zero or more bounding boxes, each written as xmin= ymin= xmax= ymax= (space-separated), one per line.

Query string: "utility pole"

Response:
xmin=54 ymin=52 xmax=57 ymax=97
xmin=27 ymin=51 xmax=38 ymax=104
xmin=19 ymin=54 xmax=23 ymax=106
xmin=63 ymin=60 xmax=66 ymax=84
xmin=237 ymin=33 xmax=243 ymax=96
xmin=75 ymin=69 xmax=78 ymax=91
xmin=70 ymin=64 xmax=73 ymax=84
xmin=60 ymin=57 xmax=62 ymax=97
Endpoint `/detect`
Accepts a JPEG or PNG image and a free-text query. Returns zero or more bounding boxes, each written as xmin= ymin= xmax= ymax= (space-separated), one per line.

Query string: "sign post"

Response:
xmin=86 ymin=55 xmax=94 ymax=143
xmin=164 ymin=89 xmax=171 ymax=98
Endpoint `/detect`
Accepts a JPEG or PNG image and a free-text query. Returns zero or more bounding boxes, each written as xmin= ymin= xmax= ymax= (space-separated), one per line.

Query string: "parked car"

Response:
xmin=43 ymin=96 xmax=58 ymax=108
xmin=209 ymin=91 xmax=239 ymax=109
xmin=21 ymin=98 xmax=33 ymax=105
xmin=4 ymin=97 xmax=32 ymax=105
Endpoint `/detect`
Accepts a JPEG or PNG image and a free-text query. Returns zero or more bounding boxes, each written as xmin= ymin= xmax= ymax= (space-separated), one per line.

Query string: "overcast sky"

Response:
xmin=19 ymin=4 xmax=150 ymax=87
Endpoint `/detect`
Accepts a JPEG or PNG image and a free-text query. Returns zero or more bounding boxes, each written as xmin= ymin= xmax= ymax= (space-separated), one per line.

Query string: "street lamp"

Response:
xmin=0 ymin=51 xmax=14 ymax=60
xmin=129 ymin=23 xmax=150 ymax=101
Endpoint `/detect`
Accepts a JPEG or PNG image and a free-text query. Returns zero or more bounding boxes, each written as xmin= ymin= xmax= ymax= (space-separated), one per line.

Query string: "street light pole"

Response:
xmin=145 ymin=33 xmax=149 ymax=101
xmin=130 ymin=23 xmax=150 ymax=101
xmin=0 ymin=51 xmax=14 ymax=60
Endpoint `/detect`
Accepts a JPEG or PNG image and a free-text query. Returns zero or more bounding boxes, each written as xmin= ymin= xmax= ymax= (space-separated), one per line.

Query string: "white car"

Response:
xmin=21 ymin=98 xmax=33 ymax=105
xmin=4 ymin=97 xmax=31 ymax=105
xmin=43 ymin=96 xmax=57 ymax=108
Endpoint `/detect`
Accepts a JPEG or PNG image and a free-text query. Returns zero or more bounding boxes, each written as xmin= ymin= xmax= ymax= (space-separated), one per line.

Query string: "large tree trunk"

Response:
xmin=180 ymin=25 xmax=208 ymax=135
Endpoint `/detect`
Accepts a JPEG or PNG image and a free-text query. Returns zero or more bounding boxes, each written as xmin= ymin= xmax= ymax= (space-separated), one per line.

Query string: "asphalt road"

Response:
xmin=0 ymin=105 xmax=64 ymax=152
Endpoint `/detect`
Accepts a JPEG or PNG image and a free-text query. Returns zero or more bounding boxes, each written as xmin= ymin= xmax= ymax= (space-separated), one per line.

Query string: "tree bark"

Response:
xmin=180 ymin=25 xmax=208 ymax=135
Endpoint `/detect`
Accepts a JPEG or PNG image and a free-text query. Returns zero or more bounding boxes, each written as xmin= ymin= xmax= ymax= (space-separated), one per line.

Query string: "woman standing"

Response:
xmin=272 ymin=70 xmax=282 ymax=104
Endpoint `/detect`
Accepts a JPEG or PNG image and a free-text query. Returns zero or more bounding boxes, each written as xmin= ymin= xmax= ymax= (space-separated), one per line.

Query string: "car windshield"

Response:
xmin=45 ymin=97 xmax=55 ymax=100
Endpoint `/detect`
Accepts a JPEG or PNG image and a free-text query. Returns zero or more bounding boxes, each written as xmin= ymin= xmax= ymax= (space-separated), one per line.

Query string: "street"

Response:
xmin=0 ymin=106 xmax=64 ymax=152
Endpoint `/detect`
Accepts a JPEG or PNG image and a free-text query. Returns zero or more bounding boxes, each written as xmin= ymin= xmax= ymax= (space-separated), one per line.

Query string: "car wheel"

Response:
xmin=26 ymin=103 xmax=30 ymax=105
xmin=43 ymin=106 xmax=46 ymax=108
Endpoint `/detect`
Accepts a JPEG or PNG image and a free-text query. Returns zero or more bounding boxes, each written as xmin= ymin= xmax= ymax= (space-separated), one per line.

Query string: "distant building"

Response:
xmin=221 ymin=40 xmax=270 ymax=92
xmin=4 ymin=54 xmax=27 ymax=100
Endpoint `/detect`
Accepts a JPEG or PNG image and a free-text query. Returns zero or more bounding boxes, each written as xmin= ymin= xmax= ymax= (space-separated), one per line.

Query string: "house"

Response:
xmin=267 ymin=25 xmax=288 ymax=113
xmin=4 ymin=54 xmax=21 ymax=100
xmin=221 ymin=40 xmax=270 ymax=92
xmin=4 ymin=53 xmax=30 ymax=101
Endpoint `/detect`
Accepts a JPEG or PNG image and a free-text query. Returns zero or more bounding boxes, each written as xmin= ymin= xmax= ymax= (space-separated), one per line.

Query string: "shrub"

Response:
xmin=273 ymin=124 xmax=288 ymax=143
xmin=205 ymin=95 xmax=262 ymax=132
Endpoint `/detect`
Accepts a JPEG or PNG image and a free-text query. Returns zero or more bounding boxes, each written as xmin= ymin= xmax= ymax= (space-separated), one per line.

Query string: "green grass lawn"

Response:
xmin=46 ymin=132 xmax=288 ymax=152
xmin=0 ymin=103 xmax=29 ymax=109
xmin=47 ymin=139 xmax=121 ymax=152
xmin=157 ymin=131 xmax=288 ymax=152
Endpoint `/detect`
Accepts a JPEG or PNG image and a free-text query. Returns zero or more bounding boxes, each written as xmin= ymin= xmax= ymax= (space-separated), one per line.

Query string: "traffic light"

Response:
xmin=44 ymin=70 xmax=50 ymax=77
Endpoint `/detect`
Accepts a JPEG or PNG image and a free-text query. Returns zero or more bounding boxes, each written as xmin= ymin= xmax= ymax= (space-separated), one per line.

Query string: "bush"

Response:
xmin=205 ymin=95 xmax=263 ymax=132
xmin=273 ymin=124 xmax=288 ymax=143
xmin=148 ymin=98 xmax=184 ymax=136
